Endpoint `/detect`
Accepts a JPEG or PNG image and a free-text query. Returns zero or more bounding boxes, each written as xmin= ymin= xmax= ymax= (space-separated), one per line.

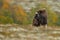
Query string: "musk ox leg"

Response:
xmin=43 ymin=24 xmax=47 ymax=29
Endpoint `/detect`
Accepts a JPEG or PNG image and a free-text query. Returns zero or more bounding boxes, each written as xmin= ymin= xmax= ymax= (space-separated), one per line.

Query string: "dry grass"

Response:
xmin=0 ymin=24 xmax=60 ymax=40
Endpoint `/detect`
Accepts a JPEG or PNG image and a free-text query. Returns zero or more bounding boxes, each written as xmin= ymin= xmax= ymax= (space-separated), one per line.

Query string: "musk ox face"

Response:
xmin=32 ymin=9 xmax=47 ymax=27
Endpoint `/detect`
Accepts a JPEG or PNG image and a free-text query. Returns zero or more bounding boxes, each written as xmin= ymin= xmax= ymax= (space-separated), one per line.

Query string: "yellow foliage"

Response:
xmin=52 ymin=14 xmax=58 ymax=23
xmin=47 ymin=6 xmax=58 ymax=25
xmin=48 ymin=9 xmax=58 ymax=22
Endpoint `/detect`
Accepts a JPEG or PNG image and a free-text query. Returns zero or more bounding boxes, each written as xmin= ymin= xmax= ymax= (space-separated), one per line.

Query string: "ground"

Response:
xmin=0 ymin=24 xmax=60 ymax=40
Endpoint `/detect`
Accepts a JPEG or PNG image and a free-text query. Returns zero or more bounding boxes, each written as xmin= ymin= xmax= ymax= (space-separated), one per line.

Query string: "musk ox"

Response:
xmin=32 ymin=9 xmax=47 ymax=27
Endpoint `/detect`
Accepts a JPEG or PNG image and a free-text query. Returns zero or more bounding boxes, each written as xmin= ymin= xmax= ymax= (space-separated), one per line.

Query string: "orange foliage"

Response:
xmin=17 ymin=5 xmax=27 ymax=16
xmin=13 ymin=5 xmax=27 ymax=17
xmin=2 ymin=0 xmax=9 ymax=9
xmin=12 ymin=5 xmax=27 ymax=23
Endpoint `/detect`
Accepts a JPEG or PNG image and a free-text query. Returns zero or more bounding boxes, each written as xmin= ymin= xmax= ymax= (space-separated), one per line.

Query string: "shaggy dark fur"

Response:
xmin=32 ymin=9 xmax=47 ymax=27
